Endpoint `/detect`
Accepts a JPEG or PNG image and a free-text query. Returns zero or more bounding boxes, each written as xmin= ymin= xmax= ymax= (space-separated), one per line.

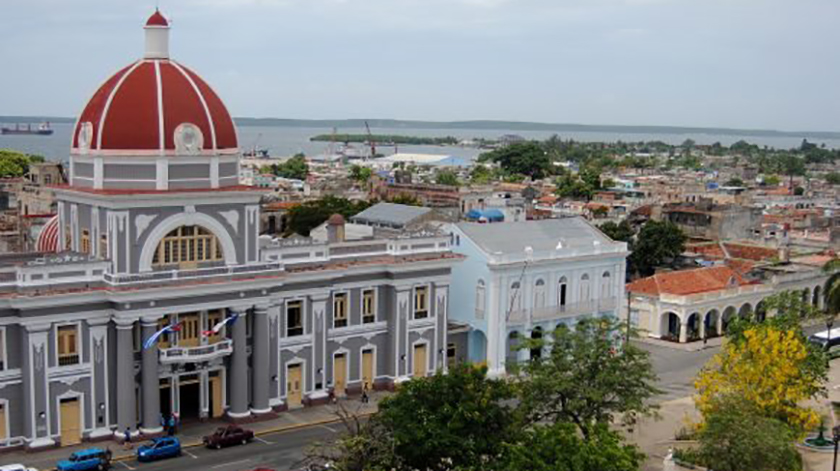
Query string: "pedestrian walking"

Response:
xmin=173 ymin=411 xmax=180 ymax=434
xmin=361 ymin=384 xmax=369 ymax=404
xmin=123 ymin=427 xmax=132 ymax=449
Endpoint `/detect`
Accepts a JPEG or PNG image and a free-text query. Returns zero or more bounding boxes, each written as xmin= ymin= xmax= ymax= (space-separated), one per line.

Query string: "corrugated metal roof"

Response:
xmin=456 ymin=217 xmax=613 ymax=256
xmin=351 ymin=202 xmax=432 ymax=227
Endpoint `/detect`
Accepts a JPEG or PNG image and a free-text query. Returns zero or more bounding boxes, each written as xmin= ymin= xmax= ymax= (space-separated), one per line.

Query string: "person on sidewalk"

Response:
xmin=361 ymin=384 xmax=369 ymax=404
xmin=172 ymin=411 xmax=180 ymax=434
xmin=167 ymin=415 xmax=176 ymax=436
xmin=123 ymin=428 xmax=132 ymax=450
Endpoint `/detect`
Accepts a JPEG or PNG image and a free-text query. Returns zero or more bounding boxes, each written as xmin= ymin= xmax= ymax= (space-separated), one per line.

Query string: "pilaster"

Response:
xmin=227 ymin=307 xmax=250 ymax=419
xmin=251 ymin=303 xmax=271 ymax=415
xmin=140 ymin=316 xmax=163 ymax=433
xmin=23 ymin=323 xmax=54 ymax=449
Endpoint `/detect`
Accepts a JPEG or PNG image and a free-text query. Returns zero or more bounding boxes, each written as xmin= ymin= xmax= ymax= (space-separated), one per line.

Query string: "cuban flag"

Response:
xmin=143 ymin=323 xmax=181 ymax=350
xmin=203 ymin=313 xmax=238 ymax=337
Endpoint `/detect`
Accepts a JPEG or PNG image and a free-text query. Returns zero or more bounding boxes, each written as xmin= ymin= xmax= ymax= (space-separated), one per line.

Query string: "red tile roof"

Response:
xmin=627 ymin=266 xmax=752 ymax=296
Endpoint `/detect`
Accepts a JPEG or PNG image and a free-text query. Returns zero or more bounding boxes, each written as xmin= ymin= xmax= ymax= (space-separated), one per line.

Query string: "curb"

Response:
xmin=45 ymin=411 xmax=376 ymax=470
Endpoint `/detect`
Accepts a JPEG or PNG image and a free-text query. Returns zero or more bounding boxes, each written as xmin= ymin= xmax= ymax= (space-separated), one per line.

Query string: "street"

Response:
xmin=637 ymin=341 xmax=720 ymax=402
xmin=15 ymin=422 xmax=345 ymax=471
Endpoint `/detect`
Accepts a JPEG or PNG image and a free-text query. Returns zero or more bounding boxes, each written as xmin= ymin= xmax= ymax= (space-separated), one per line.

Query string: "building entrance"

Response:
xmin=160 ymin=378 xmax=172 ymax=419
xmin=179 ymin=374 xmax=201 ymax=420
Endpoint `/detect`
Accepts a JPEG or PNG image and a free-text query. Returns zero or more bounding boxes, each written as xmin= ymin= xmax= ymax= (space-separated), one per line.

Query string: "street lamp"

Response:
xmin=832 ymin=425 xmax=840 ymax=471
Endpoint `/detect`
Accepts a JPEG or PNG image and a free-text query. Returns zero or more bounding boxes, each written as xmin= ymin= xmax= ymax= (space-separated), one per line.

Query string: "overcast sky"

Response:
xmin=1 ymin=0 xmax=838 ymax=131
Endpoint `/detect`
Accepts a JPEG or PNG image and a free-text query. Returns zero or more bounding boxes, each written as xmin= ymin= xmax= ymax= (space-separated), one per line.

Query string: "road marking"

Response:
xmin=183 ymin=448 xmax=199 ymax=459
xmin=319 ymin=424 xmax=338 ymax=433
xmin=254 ymin=436 xmax=274 ymax=445
xmin=211 ymin=459 xmax=252 ymax=469
xmin=117 ymin=462 xmax=136 ymax=470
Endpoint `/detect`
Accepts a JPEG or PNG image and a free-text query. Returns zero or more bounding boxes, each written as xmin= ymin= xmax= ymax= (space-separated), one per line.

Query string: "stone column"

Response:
xmin=140 ymin=317 xmax=162 ymax=433
xmin=268 ymin=302 xmax=281 ymax=407
xmin=23 ymin=323 xmax=53 ymax=449
xmin=679 ymin=320 xmax=688 ymax=344
xmin=251 ymin=304 xmax=271 ymax=415
xmin=716 ymin=312 xmax=724 ymax=336
xmin=394 ymin=287 xmax=411 ymax=380
xmin=228 ymin=308 xmax=250 ymax=418
xmin=115 ymin=319 xmax=137 ymax=436
xmin=699 ymin=314 xmax=706 ymax=341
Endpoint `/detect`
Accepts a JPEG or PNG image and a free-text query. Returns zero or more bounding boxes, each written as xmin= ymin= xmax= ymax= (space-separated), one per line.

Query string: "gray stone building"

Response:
xmin=0 ymin=12 xmax=461 ymax=450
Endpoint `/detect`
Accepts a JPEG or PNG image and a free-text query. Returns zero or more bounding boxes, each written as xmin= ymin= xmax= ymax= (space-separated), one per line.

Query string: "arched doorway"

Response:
xmin=661 ymin=312 xmax=680 ymax=341
xmin=738 ymin=303 xmax=753 ymax=320
xmin=530 ymin=327 xmax=543 ymax=360
xmin=686 ymin=313 xmax=700 ymax=341
xmin=705 ymin=309 xmax=719 ymax=337
xmin=755 ymin=300 xmax=767 ymax=322
xmin=722 ymin=306 xmax=737 ymax=334
xmin=468 ymin=330 xmax=487 ymax=364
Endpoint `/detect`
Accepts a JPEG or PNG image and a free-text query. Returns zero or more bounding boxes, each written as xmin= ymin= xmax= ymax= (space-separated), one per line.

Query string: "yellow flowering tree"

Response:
xmin=695 ymin=325 xmax=827 ymax=435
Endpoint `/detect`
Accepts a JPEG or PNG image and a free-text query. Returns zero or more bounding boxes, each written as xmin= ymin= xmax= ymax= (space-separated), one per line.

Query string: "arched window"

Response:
xmin=476 ymin=279 xmax=486 ymax=319
xmin=152 ymin=225 xmax=223 ymax=267
xmin=510 ymin=281 xmax=522 ymax=312
xmin=534 ymin=279 xmax=546 ymax=309
xmin=580 ymin=274 xmax=591 ymax=303
xmin=601 ymin=271 xmax=611 ymax=298
xmin=558 ymin=276 xmax=568 ymax=307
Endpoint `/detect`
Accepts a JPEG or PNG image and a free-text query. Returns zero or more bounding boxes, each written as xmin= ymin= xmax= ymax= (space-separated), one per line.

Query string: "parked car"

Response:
xmin=0 ymin=465 xmax=39 ymax=471
xmin=203 ymin=425 xmax=255 ymax=449
xmin=56 ymin=448 xmax=112 ymax=471
xmin=136 ymin=437 xmax=181 ymax=462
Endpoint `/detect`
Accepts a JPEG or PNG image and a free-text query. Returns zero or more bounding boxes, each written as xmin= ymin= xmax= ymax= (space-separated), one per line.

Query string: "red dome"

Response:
xmin=36 ymin=215 xmax=59 ymax=253
xmin=71 ymin=59 xmax=238 ymax=155
xmin=146 ymin=10 xmax=169 ymax=27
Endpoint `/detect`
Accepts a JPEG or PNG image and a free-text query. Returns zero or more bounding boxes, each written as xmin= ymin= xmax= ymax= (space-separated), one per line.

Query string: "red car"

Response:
xmin=202 ymin=425 xmax=254 ymax=449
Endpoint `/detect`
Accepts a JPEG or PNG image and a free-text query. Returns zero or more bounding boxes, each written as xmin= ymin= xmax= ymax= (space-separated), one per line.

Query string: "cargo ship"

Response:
xmin=1 ymin=122 xmax=54 ymax=136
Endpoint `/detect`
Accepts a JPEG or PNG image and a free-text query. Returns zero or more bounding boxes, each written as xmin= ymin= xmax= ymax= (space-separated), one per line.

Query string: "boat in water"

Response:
xmin=1 ymin=122 xmax=54 ymax=136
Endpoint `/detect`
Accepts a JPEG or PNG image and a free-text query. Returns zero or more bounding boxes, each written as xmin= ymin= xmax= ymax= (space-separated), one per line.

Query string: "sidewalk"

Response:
xmin=1 ymin=392 xmax=382 ymax=470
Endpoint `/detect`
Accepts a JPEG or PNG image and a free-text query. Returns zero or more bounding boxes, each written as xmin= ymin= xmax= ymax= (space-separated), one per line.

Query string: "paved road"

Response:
xmin=635 ymin=341 xmax=720 ymax=402
xmin=17 ymin=422 xmax=346 ymax=471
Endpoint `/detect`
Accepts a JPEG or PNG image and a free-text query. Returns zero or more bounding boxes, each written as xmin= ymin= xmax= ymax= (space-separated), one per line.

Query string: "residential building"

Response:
xmin=446 ymin=218 xmax=629 ymax=376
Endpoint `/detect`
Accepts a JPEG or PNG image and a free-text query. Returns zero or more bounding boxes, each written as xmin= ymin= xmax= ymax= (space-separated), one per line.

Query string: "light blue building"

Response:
xmin=446 ymin=218 xmax=629 ymax=376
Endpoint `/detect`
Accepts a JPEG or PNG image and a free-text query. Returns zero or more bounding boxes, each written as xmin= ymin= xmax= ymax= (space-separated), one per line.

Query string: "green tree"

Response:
xmin=686 ymin=395 xmax=802 ymax=471
xmin=496 ymin=423 xmax=644 ymax=471
xmin=517 ymin=317 xmax=660 ymax=439
xmin=470 ymin=164 xmax=494 ymax=184
xmin=349 ymin=165 xmax=373 ymax=184
xmin=435 ymin=169 xmax=460 ymax=186
xmin=376 ymin=364 xmax=517 ymax=471
xmin=272 ymin=153 xmax=309 ymax=180
xmin=763 ymin=174 xmax=781 ymax=186
xmin=598 ymin=220 xmax=634 ymax=243
xmin=629 ymin=221 xmax=686 ymax=276
xmin=0 ymin=149 xmax=39 ymax=178
xmin=725 ymin=177 xmax=744 ymax=187
xmin=824 ymin=172 xmax=840 ymax=185
xmin=286 ymin=196 xmax=371 ymax=236
xmin=822 ymin=259 xmax=840 ymax=329
xmin=478 ymin=142 xmax=551 ymax=179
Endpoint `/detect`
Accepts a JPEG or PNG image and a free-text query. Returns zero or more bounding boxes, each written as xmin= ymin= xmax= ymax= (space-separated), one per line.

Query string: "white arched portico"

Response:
xmin=138 ymin=211 xmax=238 ymax=272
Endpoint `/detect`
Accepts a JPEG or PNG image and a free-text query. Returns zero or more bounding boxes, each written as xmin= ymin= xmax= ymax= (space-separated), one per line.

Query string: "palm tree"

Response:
xmin=821 ymin=259 xmax=840 ymax=343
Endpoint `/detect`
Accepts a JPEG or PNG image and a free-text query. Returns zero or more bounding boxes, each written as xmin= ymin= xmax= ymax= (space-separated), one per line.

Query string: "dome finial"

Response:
xmin=144 ymin=9 xmax=170 ymax=59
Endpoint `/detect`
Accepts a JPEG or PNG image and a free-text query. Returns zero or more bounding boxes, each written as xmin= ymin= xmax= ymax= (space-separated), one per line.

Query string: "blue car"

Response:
xmin=56 ymin=448 xmax=112 ymax=471
xmin=137 ymin=437 xmax=181 ymax=462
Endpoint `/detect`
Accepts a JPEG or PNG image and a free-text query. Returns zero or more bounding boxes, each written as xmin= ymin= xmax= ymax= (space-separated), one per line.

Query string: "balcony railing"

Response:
xmin=159 ymin=339 xmax=233 ymax=364
xmin=104 ymin=262 xmax=284 ymax=286
xmin=508 ymin=297 xmax=620 ymax=324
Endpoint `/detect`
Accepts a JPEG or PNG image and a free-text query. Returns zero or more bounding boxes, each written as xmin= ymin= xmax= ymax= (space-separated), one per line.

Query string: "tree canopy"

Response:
xmin=348 ymin=165 xmax=373 ymax=184
xmin=267 ymin=153 xmax=309 ymax=180
xmin=598 ymin=220 xmax=634 ymax=244
xmin=478 ymin=142 xmax=552 ymax=179
xmin=517 ymin=317 xmax=660 ymax=439
xmin=286 ymin=196 xmax=371 ymax=236
xmin=629 ymin=221 xmax=686 ymax=276
xmin=695 ymin=323 xmax=826 ymax=436
xmin=0 ymin=149 xmax=44 ymax=178
xmin=682 ymin=395 xmax=802 ymax=471
xmin=435 ymin=169 xmax=460 ymax=186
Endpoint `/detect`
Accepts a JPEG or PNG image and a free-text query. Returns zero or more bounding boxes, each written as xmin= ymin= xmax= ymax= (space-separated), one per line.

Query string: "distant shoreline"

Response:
xmin=2 ymin=116 xmax=838 ymax=140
